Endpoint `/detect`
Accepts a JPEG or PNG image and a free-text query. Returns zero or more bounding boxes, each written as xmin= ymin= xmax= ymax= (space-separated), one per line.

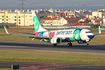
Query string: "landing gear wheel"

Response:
xmin=52 ymin=44 xmax=57 ymax=47
xmin=87 ymin=43 xmax=89 ymax=45
xmin=67 ymin=43 xmax=72 ymax=47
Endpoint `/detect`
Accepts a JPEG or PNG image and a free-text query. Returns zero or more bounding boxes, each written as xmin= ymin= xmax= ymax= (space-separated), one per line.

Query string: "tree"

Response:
xmin=90 ymin=24 xmax=100 ymax=28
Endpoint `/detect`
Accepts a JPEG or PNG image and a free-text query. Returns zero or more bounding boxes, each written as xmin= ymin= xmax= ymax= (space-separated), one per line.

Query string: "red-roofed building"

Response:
xmin=83 ymin=10 xmax=92 ymax=15
xmin=43 ymin=17 xmax=57 ymax=20
xmin=61 ymin=9 xmax=66 ymax=13
xmin=64 ymin=17 xmax=80 ymax=25
xmin=74 ymin=17 xmax=91 ymax=26
xmin=38 ymin=10 xmax=52 ymax=14
xmin=74 ymin=22 xmax=89 ymax=26
xmin=94 ymin=19 xmax=105 ymax=26
xmin=43 ymin=16 xmax=80 ymax=26
xmin=60 ymin=9 xmax=78 ymax=17
xmin=43 ymin=17 xmax=67 ymax=26
xmin=98 ymin=10 xmax=105 ymax=12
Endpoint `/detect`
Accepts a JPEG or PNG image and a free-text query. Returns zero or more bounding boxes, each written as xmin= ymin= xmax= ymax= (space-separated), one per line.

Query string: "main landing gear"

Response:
xmin=52 ymin=43 xmax=73 ymax=47
xmin=52 ymin=44 xmax=57 ymax=47
xmin=67 ymin=43 xmax=72 ymax=47
xmin=87 ymin=43 xmax=89 ymax=45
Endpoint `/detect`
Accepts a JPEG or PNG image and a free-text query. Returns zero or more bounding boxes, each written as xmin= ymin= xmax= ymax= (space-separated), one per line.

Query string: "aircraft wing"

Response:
xmin=4 ymin=26 xmax=52 ymax=39
xmin=14 ymin=31 xmax=34 ymax=35
xmin=12 ymin=34 xmax=52 ymax=39
xmin=29 ymin=35 xmax=52 ymax=39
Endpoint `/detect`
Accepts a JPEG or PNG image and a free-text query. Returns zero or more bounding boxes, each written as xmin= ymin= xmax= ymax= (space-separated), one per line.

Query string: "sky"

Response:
xmin=0 ymin=0 xmax=105 ymax=8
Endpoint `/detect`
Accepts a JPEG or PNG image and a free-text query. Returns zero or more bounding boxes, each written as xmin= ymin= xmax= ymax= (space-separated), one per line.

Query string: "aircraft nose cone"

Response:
xmin=88 ymin=35 xmax=94 ymax=39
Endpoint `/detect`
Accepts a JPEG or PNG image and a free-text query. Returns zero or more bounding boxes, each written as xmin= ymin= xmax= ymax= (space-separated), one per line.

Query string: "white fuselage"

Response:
xmin=37 ymin=29 xmax=94 ymax=43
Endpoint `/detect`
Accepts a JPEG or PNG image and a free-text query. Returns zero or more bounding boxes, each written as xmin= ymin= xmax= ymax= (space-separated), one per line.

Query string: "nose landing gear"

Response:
xmin=87 ymin=43 xmax=89 ymax=45
xmin=67 ymin=43 xmax=72 ymax=47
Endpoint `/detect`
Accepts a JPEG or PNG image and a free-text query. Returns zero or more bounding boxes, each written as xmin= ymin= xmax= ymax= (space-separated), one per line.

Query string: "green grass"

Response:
xmin=0 ymin=50 xmax=105 ymax=65
xmin=89 ymin=35 xmax=105 ymax=45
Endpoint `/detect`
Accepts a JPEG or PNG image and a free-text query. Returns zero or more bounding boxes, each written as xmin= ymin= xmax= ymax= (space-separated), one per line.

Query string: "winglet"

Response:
xmin=4 ymin=26 xmax=9 ymax=34
xmin=94 ymin=26 xmax=101 ymax=36
xmin=99 ymin=26 xmax=101 ymax=34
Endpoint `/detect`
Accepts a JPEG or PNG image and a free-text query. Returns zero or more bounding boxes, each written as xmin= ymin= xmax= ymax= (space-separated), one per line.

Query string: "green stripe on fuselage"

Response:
xmin=73 ymin=30 xmax=80 ymax=40
xmin=69 ymin=37 xmax=76 ymax=41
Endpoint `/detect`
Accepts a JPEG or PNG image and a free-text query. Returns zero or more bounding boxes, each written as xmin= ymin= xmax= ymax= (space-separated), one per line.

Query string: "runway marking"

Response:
xmin=20 ymin=64 xmax=74 ymax=69
xmin=37 ymin=64 xmax=105 ymax=70
xmin=19 ymin=64 xmax=105 ymax=70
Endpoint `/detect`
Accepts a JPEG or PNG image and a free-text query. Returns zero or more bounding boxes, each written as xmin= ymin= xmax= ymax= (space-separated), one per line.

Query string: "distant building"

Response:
xmin=49 ymin=8 xmax=54 ymax=13
xmin=38 ymin=10 xmax=52 ymax=14
xmin=64 ymin=17 xmax=80 ymax=25
xmin=92 ymin=10 xmax=105 ymax=18
xmin=43 ymin=16 xmax=80 ymax=26
xmin=93 ymin=18 xmax=105 ymax=26
xmin=60 ymin=9 xmax=78 ymax=17
xmin=43 ymin=17 xmax=67 ymax=26
xmin=103 ymin=18 xmax=105 ymax=26
xmin=74 ymin=17 xmax=91 ymax=26
xmin=0 ymin=10 xmax=33 ymax=26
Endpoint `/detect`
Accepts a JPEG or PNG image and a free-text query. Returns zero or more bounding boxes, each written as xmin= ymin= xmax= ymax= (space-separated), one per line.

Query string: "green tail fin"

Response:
xmin=32 ymin=11 xmax=46 ymax=32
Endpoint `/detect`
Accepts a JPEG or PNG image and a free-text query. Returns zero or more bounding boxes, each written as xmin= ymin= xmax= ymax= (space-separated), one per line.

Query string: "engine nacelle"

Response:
xmin=77 ymin=41 xmax=87 ymax=44
xmin=51 ymin=38 xmax=61 ymax=44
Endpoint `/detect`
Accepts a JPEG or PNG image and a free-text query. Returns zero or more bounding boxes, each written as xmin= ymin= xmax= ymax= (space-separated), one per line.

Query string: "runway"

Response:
xmin=0 ymin=41 xmax=105 ymax=55
xmin=0 ymin=41 xmax=105 ymax=70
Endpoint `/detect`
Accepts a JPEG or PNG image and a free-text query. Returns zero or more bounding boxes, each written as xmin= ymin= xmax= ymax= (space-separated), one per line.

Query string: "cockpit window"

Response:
xmin=86 ymin=31 xmax=92 ymax=33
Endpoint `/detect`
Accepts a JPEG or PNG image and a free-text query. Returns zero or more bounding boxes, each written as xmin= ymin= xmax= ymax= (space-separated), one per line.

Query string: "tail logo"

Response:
xmin=35 ymin=19 xmax=38 ymax=29
xmin=33 ymin=16 xmax=40 ymax=32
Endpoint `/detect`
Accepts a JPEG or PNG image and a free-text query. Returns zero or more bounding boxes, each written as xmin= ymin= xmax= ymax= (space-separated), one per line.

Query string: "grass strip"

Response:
xmin=0 ymin=50 xmax=105 ymax=65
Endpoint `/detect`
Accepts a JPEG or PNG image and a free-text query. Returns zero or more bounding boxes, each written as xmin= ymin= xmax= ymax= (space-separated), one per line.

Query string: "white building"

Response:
xmin=92 ymin=11 xmax=105 ymax=18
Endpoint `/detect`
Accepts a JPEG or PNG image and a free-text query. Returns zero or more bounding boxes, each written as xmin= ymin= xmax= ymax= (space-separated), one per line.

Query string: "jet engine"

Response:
xmin=51 ymin=38 xmax=61 ymax=44
xmin=77 ymin=41 xmax=87 ymax=44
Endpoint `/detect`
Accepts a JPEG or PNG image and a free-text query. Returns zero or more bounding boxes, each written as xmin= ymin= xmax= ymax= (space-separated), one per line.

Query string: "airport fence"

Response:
xmin=8 ymin=26 xmax=105 ymax=32
xmin=9 ymin=26 xmax=91 ymax=29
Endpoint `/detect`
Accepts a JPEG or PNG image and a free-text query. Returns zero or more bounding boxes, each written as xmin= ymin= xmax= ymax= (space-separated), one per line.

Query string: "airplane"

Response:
xmin=4 ymin=11 xmax=101 ymax=47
